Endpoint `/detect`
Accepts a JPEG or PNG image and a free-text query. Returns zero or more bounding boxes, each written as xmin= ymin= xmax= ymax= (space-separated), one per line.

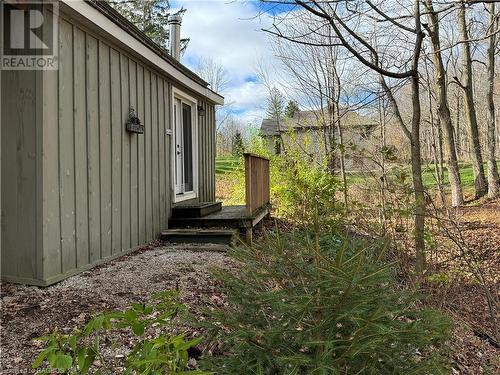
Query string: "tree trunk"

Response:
xmin=380 ymin=1 xmax=426 ymax=275
xmin=431 ymin=117 xmax=447 ymax=206
xmin=437 ymin=118 xmax=445 ymax=187
xmin=335 ymin=102 xmax=348 ymax=211
xmin=411 ymin=2 xmax=426 ymax=275
xmin=381 ymin=71 xmax=426 ymax=274
xmin=455 ymin=92 xmax=462 ymax=160
xmin=425 ymin=0 xmax=464 ymax=206
xmin=486 ymin=2 xmax=500 ymax=198
xmin=330 ymin=53 xmax=348 ymax=210
xmin=327 ymin=111 xmax=337 ymax=175
xmin=458 ymin=1 xmax=488 ymax=198
xmin=378 ymin=96 xmax=388 ymax=234
xmin=410 ymin=74 xmax=426 ymax=275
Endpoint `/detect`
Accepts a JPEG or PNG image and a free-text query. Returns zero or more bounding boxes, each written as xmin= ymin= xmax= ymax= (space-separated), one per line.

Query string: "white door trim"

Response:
xmin=171 ymin=87 xmax=199 ymax=203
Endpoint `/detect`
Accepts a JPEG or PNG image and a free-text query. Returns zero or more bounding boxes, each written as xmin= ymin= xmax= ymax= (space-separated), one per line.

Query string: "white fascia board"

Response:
xmin=62 ymin=0 xmax=224 ymax=105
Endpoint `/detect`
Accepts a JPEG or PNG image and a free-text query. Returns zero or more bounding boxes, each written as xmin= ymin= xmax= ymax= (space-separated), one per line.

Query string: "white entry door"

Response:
xmin=173 ymin=93 xmax=197 ymax=201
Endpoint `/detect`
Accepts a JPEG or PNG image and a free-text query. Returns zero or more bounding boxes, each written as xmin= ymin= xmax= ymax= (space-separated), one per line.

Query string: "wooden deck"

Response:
xmin=169 ymin=154 xmax=272 ymax=243
xmin=169 ymin=204 xmax=271 ymax=242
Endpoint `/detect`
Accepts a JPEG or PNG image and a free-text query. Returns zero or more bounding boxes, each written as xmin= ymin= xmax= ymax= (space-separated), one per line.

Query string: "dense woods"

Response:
xmin=254 ymin=0 xmax=499 ymax=272
xmin=214 ymin=0 xmax=500 ymax=372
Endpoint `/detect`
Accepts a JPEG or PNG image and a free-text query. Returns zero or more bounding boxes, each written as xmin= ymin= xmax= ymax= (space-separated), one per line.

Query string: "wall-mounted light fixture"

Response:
xmin=126 ymin=107 xmax=144 ymax=133
xmin=197 ymin=105 xmax=206 ymax=116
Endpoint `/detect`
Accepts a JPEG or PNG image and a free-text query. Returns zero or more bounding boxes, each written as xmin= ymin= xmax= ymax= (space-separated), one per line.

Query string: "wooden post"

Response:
xmin=245 ymin=227 xmax=253 ymax=244
xmin=244 ymin=153 xmax=270 ymax=217
xmin=245 ymin=154 xmax=252 ymax=216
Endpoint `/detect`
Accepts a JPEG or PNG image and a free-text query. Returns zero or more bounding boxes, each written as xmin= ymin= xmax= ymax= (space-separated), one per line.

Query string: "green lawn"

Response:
xmin=216 ymin=156 xmax=243 ymax=174
xmin=346 ymin=161 xmax=500 ymax=190
xmin=218 ymin=155 xmax=499 ymax=191
xmin=421 ymin=161 xmax=500 ymax=188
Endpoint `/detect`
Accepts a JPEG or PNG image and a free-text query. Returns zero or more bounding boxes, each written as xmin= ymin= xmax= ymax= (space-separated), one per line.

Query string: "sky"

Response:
xmin=171 ymin=0 xmax=295 ymax=127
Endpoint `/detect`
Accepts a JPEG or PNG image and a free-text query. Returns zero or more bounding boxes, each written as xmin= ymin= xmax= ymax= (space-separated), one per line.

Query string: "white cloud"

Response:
xmin=174 ymin=0 xmax=276 ymax=124
xmin=225 ymin=81 xmax=267 ymax=110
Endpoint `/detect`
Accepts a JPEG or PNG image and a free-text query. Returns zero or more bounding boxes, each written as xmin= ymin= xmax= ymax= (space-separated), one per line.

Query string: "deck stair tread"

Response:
xmin=161 ymin=228 xmax=238 ymax=245
xmin=171 ymin=202 xmax=222 ymax=218
xmin=169 ymin=204 xmax=270 ymax=228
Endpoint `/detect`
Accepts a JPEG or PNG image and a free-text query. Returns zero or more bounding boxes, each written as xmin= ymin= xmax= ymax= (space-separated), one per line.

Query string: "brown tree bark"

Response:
xmin=486 ymin=2 xmax=500 ymax=198
xmin=378 ymin=0 xmax=425 ymax=274
xmin=433 ymin=118 xmax=447 ymax=206
xmin=424 ymin=0 xmax=464 ymax=207
xmin=410 ymin=86 xmax=426 ymax=276
xmin=378 ymin=96 xmax=388 ymax=234
xmin=330 ymin=55 xmax=348 ymax=211
xmin=334 ymin=102 xmax=348 ymax=211
xmin=457 ymin=1 xmax=488 ymax=198
xmin=455 ymin=92 xmax=462 ymax=160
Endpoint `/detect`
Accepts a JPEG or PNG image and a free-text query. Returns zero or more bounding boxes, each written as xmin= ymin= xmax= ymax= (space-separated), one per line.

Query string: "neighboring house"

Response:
xmin=260 ymin=109 xmax=378 ymax=170
xmin=1 ymin=1 xmax=225 ymax=285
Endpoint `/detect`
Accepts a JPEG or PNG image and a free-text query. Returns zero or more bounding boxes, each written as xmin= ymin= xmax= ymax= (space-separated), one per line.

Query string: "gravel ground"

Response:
xmin=0 ymin=242 xmax=234 ymax=373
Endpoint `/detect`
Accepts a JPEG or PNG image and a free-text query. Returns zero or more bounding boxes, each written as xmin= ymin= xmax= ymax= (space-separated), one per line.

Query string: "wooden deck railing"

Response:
xmin=244 ymin=153 xmax=270 ymax=216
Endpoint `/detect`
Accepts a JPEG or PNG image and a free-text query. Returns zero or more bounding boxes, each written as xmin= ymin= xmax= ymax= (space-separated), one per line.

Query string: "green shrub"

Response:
xmin=226 ymin=131 xmax=343 ymax=230
xmin=32 ymin=290 xmax=211 ymax=375
xmin=272 ymin=155 xmax=342 ymax=230
xmin=200 ymin=232 xmax=452 ymax=374
xmin=248 ymin=134 xmax=343 ymax=229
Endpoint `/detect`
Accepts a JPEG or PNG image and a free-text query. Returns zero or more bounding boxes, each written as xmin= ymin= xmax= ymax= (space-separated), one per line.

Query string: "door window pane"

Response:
xmin=182 ymin=103 xmax=193 ymax=192
xmin=174 ymin=99 xmax=182 ymax=193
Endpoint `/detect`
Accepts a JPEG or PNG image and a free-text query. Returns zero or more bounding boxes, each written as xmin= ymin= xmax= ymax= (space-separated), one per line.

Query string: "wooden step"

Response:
xmin=160 ymin=228 xmax=238 ymax=245
xmin=171 ymin=202 xmax=222 ymax=218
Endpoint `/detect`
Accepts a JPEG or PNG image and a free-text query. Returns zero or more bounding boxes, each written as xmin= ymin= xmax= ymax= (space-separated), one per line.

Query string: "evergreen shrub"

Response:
xmin=201 ymin=232 xmax=451 ymax=374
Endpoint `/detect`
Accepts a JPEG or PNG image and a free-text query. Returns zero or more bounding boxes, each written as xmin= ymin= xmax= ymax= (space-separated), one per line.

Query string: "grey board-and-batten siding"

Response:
xmin=1 ymin=10 xmax=216 ymax=285
xmin=1 ymin=69 xmax=43 ymax=284
xmin=198 ymin=102 xmax=217 ymax=203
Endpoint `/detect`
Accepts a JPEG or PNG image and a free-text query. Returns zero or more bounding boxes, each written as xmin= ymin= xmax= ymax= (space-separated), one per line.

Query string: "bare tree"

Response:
xmin=271 ymin=33 xmax=336 ymax=165
xmin=331 ymin=54 xmax=349 ymax=210
xmin=423 ymin=57 xmax=447 ymax=206
xmin=455 ymin=0 xmax=488 ymax=198
xmin=423 ymin=0 xmax=464 ymax=207
xmin=257 ymin=60 xmax=288 ymax=153
xmin=270 ymin=22 xmax=353 ymax=206
xmin=195 ymin=57 xmax=233 ymax=157
xmin=215 ymin=115 xmax=249 ymax=156
xmin=264 ymin=0 xmax=428 ymax=274
xmin=485 ymin=1 xmax=500 ymax=198
xmin=196 ymin=57 xmax=230 ymax=94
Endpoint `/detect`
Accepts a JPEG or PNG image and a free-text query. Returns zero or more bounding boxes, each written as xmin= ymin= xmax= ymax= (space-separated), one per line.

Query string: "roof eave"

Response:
xmin=63 ymin=0 xmax=224 ymax=105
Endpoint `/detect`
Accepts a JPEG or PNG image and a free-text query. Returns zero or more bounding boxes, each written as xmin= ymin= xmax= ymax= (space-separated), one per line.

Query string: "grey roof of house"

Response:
xmin=260 ymin=109 xmax=376 ymax=137
xmin=260 ymin=118 xmax=281 ymax=136
xmin=260 ymin=110 xmax=321 ymax=136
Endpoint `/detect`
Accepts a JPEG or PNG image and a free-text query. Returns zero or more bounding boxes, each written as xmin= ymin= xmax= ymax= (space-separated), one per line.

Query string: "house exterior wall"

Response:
xmin=1 ymin=69 xmax=43 ymax=284
xmin=197 ymin=102 xmax=217 ymax=203
xmin=264 ymin=128 xmax=372 ymax=171
xmin=264 ymin=129 xmax=327 ymax=162
xmin=169 ymin=97 xmax=216 ymax=208
xmin=1 ymin=7 xmax=217 ymax=285
xmin=36 ymin=16 xmax=174 ymax=285
xmin=283 ymin=129 xmax=326 ymax=160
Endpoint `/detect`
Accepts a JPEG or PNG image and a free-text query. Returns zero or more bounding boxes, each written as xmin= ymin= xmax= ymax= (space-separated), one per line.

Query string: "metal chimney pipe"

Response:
xmin=168 ymin=14 xmax=182 ymax=61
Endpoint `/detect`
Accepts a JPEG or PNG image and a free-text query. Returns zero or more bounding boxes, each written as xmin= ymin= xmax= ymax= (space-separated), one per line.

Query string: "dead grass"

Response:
xmin=345 ymin=178 xmax=499 ymax=373
xmin=1 ymin=196 xmax=498 ymax=374
xmin=426 ymin=199 xmax=500 ymax=374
